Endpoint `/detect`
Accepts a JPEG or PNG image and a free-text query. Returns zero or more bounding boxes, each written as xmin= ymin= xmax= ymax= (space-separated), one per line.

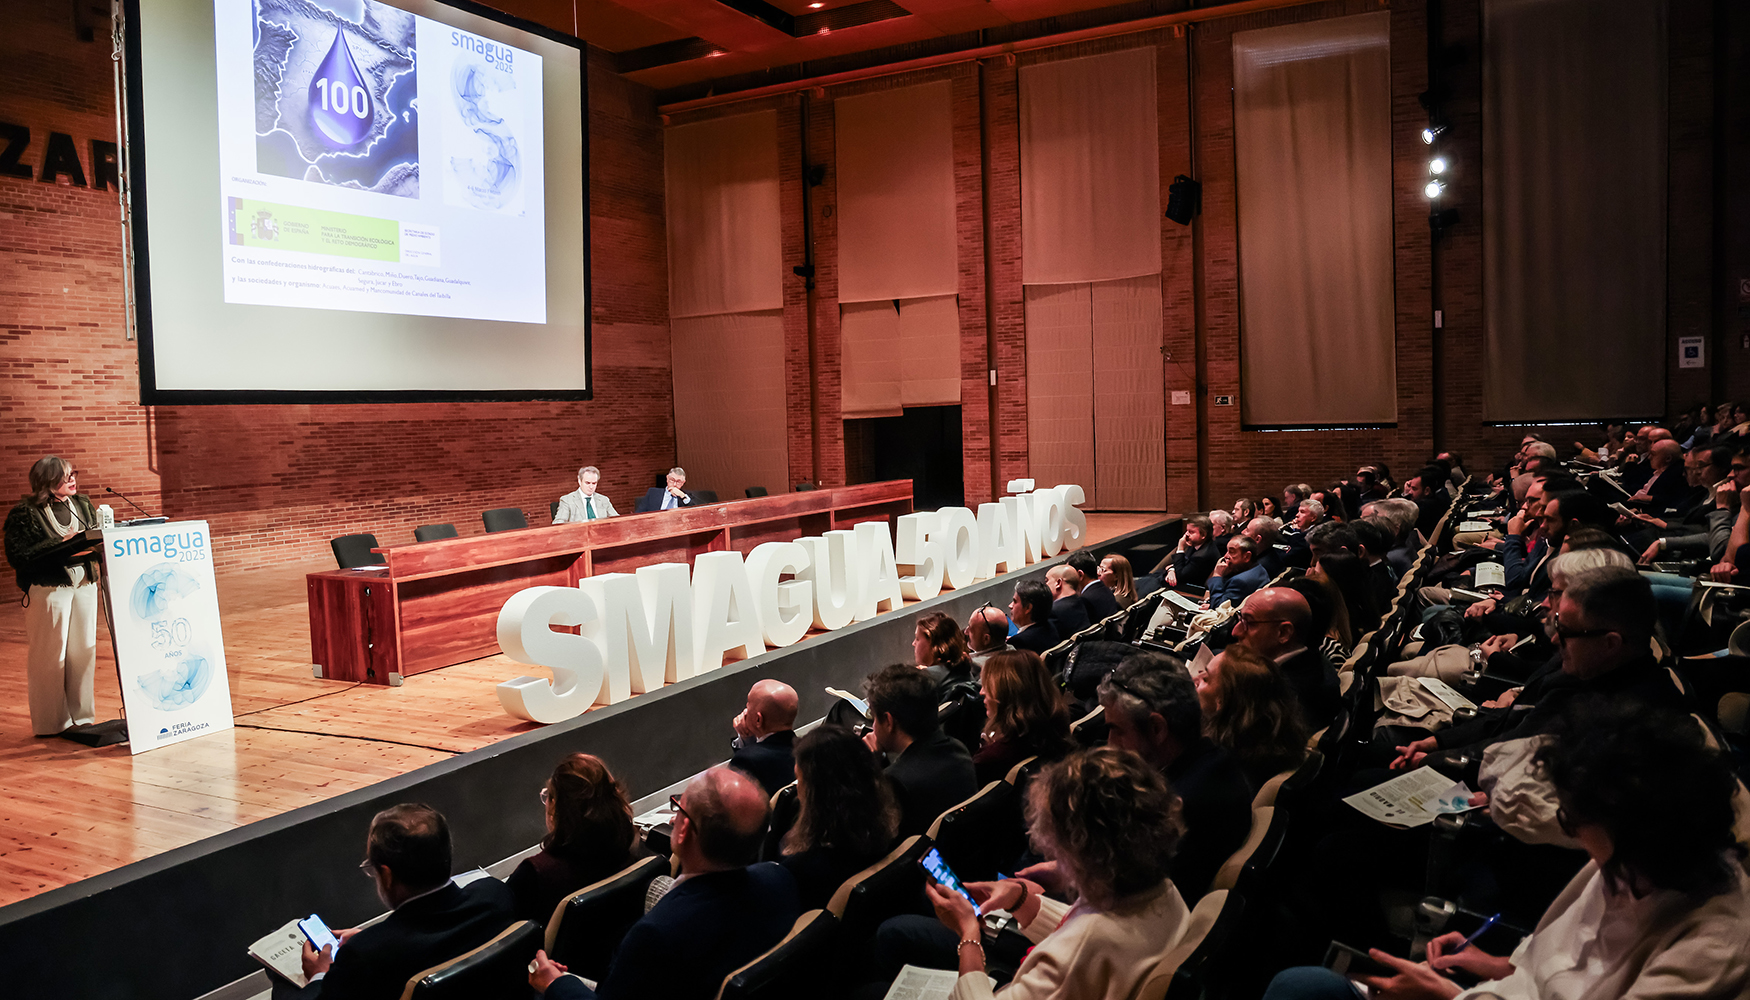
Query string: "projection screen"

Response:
xmin=122 ymin=0 xmax=589 ymax=402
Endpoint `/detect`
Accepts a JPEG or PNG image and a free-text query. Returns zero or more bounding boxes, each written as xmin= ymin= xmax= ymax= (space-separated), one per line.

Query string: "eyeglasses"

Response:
xmin=669 ymin=794 xmax=691 ymax=825
xmin=1552 ymin=619 xmax=1613 ymax=642
xmin=358 ymin=858 xmax=377 ymax=877
xmin=1102 ymin=670 xmax=1144 ymax=702
xmin=539 ymin=787 xmax=551 ymax=807
xmin=1234 ymin=615 xmax=1286 ymax=629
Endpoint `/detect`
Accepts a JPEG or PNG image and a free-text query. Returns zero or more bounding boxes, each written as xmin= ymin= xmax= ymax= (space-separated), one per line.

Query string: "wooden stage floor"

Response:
xmin=0 ymin=512 xmax=1162 ymax=908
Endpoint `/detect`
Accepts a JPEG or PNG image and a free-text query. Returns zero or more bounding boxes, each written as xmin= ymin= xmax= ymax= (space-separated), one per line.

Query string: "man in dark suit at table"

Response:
xmin=530 ymin=766 xmax=800 ymax=1000
xmin=634 ymin=467 xmax=698 ymax=513
xmin=728 ymin=679 xmax=798 ymax=796
xmin=294 ymin=804 xmax=516 ymax=1000
xmin=1006 ymin=579 xmax=1060 ymax=655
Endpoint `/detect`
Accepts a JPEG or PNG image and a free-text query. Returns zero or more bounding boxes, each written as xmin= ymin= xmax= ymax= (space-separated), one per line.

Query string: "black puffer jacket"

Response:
xmin=4 ymin=495 xmax=99 ymax=591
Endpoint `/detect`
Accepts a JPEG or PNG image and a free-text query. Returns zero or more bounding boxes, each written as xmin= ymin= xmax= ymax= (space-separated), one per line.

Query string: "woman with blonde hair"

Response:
xmin=4 ymin=456 xmax=101 ymax=737
xmin=1096 ymin=553 xmax=1139 ymax=609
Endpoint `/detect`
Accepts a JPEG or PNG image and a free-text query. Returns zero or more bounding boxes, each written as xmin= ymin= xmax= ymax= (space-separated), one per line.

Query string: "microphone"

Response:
xmin=105 ymin=486 xmax=167 ymax=524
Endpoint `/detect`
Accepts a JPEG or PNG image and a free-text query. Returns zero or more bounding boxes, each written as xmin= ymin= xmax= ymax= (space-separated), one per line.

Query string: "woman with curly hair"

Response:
xmin=973 ymin=650 xmax=1074 ymax=785
xmin=1196 ymin=646 xmax=1308 ymax=790
xmin=914 ymin=611 xmax=977 ymax=699
xmin=919 ymin=747 xmax=1191 ymax=1000
xmin=780 ymin=725 xmax=900 ymax=910
xmin=1266 ymin=699 xmax=1750 ymax=1000
xmin=507 ymin=753 xmax=650 ymax=926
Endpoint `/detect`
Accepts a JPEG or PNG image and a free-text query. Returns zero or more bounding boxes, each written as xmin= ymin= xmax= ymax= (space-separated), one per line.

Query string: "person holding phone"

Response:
xmin=911 ymin=747 xmax=1190 ymax=1000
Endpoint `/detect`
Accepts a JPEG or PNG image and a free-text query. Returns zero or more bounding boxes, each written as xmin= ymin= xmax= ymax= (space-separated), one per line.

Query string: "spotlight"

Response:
xmin=1429 ymin=156 xmax=1448 ymax=175
xmin=809 ymin=1 xmax=823 ymax=6
xmin=1421 ymin=124 xmax=1445 ymax=145
xmin=1425 ymin=178 xmax=1446 ymax=199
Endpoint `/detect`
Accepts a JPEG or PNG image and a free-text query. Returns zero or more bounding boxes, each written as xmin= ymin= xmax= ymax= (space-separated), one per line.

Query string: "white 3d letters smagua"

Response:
xmin=744 ymin=541 xmax=813 ymax=647
xmin=1033 ymin=488 xmax=1066 ymax=558
xmin=691 ymin=551 xmax=766 ymax=673
xmin=496 ymin=586 xmax=607 ymax=724
xmin=797 ymin=531 xmax=860 ymax=630
xmin=1054 ymin=485 xmax=1088 ymax=548
xmin=893 ymin=512 xmax=944 ymax=601
xmin=577 ymin=562 xmax=695 ymax=700
xmin=977 ymin=502 xmax=1021 ymax=578
xmin=854 ymin=521 xmax=905 ymax=620
xmin=1003 ymin=492 xmax=1043 ymax=565
xmin=936 ymin=506 xmax=981 ymax=590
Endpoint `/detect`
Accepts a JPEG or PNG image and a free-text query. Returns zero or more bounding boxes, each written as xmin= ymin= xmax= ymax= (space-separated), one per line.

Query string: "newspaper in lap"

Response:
xmin=884 ymin=965 xmax=997 ymax=1000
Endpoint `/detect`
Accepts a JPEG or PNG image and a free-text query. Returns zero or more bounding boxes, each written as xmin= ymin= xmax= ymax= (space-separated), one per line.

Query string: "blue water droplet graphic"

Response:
xmin=308 ymin=28 xmax=375 ymax=149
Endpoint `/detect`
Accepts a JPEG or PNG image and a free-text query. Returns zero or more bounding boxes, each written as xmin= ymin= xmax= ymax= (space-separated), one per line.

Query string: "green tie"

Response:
xmin=586 ymin=497 xmax=595 ymax=520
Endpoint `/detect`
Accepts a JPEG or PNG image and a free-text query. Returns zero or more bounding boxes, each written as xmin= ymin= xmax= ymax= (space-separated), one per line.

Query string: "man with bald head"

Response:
xmin=730 ymin=679 xmax=799 ymax=795
xmin=535 ymin=766 xmax=799 ymax=1000
xmin=1232 ymin=588 xmax=1340 ymax=728
xmin=1630 ymin=438 xmax=1689 ymax=505
xmin=965 ymin=605 xmax=1010 ymax=670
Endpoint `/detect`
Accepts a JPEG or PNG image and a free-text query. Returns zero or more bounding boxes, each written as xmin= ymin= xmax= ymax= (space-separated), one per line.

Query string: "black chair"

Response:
xmin=330 ymin=532 xmax=380 ymax=569
xmin=825 ymin=835 xmax=931 ymax=946
xmin=692 ymin=490 xmax=719 ymax=505
xmin=745 ymin=486 xmax=769 ymax=498
xmin=550 ymin=500 xmax=561 ymax=521
xmin=545 ymin=854 xmax=668 ymax=980
xmin=926 ymin=781 xmax=1023 ymax=884
xmin=714 ymin=909 xmax=839 ymax=1000
xmin=793 ymin=483 xmax=817 ymax=492
xmin=761 ymin=781 xmax=800 ymax=862
xmin=482 ymin=507 xmax=528 ymax=533
xmin=399 ymin=920 xmax=541 ymax=1000
xmin=414 ymin=523 xmax=458 ymax=543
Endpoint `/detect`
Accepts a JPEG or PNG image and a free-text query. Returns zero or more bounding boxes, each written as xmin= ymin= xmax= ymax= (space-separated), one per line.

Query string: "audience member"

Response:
xmin=1095 ymin=653 xmax=1251 ymax=896
xmin=1350 ymin=517 xmax=1401 ymax=612
xmin=1232 ymin=497 xmax=1257 ymax=525
xmin=1305 ymin=520 xmax=1361 ymax=564
xmin=297 ymin=804 xmax=515 ymax=1000
xmin=1208 ymin=509 xmax=1235 ymax=543
xmin=863 ymin=663 xmax=978 ymax=837
xmin=553 ymin=466 xmax=619 ymax=522
xmin=913 ymin=611 xmax=978 ymax=702
xmin=634 ymin=467 xmax=696 ymax=513
xmin=1007 ymin=580 xmax=1060 ymax=654
xmin=916 ymin=748 xmax=1191 ymax=1000
xmin=1205 ymin=535 xmax=1270 ymax=609
xmin=1162 ymin=514 xmax=1221 ymax=589
xmin=1242 ymin=515 xmax=1287 ymax=576
xmin=534 ymin=766 xmax=798 ymax=1000
xmin=1260 ymin=496 xmax=1282 ymax=519
xmin=1232 ymin=588 xmax=1340 ymax=729
xmin=1097 ymin=553 xmax=1139 ymax=608
xmin=973 ymin=650 xmax=1074 ymax=785
xmin=1067 ymin=549 xmax=1121 ymax=621
xmin=1045 ymin=564 xmax=1092 ymax=639
xmin=1268 ymin=700 xmax=1750 ymax=1000
xmin=729 ymin=679 xmax=799 ymax=796
xmin=508 ymin=755 xmax=648 ymax=927
xmin=965 ymin=605 xmax=1012 ymax=670
xmin=779 ymin=726 xmax=900 ymax=910
xmin=1311 ymin=552 xmax=1382 ymax=647
xmin=1196 ymin=646 xmax=1310 ymax=790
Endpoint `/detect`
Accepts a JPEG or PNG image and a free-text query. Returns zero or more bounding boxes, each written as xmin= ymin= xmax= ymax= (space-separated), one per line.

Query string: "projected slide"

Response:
xmin=215 ymin=0 xmax=546 ymax=323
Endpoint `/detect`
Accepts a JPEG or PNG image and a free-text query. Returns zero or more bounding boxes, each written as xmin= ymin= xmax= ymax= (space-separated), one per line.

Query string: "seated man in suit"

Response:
xmin=1066 ymin=549 xmax=1121 ymax=621
xmin=1202 ymin=536 xmax=1269 ymax=609
xmin=1232 ymin=587 xmax=1340 ymax=730
xmin=553 ymin=466 xmax=619 ymax=523
xmin=1006 ymin=579 xmax=1059 ymax=655
xmin=295 ymin=804 xmax=516 ymax=1000
xmin=1281 ymin=498 xmax=1324 ymax=569
xmin=1044 ymin=565 xmax=1092 ymax=639
xmin=1091 ymin=654 xmax=1252 ymax=899
xmin=532 ymin=766 xmax=800 ymax=1000
xmin=728 ymin=679 xmax=798 ymax=796
xmin=1157 ymin=514 xmax=1221 ymax=590
xmin=862 ymin=663 xmax=977 ymax=836
xmin=634 ymin=467 xmax=697 ymax=513
xmin=1240 ymin=516 xmax=1288 ymax=577
xmin=964 ymin=605 xmax=1011 ymax=671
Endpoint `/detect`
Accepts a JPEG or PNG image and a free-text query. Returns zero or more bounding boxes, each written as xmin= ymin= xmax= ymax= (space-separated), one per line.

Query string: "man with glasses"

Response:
xmin=1231 ymin=589 xmax=1339 ymax=729
xmin=533 ymin=766 xmax=798 ymax=1000
xmin=965 ymin=604 xmax=1011 ymax=670
xmin=295 ymin=804 xmax=514 ymax=999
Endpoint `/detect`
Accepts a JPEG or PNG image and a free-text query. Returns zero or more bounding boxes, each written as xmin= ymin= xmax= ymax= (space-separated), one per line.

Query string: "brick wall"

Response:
xmin=0 ymin=1 xmax=674 ymax=595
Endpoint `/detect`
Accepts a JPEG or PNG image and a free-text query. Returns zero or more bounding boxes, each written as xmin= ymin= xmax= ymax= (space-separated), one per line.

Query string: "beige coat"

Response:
xmin=951 ymin=880 xmax=1189 ymax=1000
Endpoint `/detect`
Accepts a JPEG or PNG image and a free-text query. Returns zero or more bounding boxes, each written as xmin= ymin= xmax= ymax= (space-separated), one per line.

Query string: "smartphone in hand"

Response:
xmin=1324 ymin=941 xmax=1392 ymax=979
xmin=297 ymin=913 xmax=341 ymax=956
xmin=920 ymin=847 xmax=978 ymax=909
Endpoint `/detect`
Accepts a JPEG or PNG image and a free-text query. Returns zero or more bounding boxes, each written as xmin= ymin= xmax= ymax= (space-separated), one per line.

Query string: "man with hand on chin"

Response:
xmin=635 ymin=467 xmax=697 ymax=513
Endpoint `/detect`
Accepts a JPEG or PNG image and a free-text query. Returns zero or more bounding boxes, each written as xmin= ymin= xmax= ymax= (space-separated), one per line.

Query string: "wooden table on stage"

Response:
xmin=306 ymin=481 xmax=915 ymax=684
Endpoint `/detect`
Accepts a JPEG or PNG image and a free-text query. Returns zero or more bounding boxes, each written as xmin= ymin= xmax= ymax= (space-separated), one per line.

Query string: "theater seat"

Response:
xmin=714 ymin=909 xmax=839 ymax=1000
xmin=926 ymin=781 xmax=1022 ymax=884
xmin=545 ymin=854 xmax=668 ymax=980
xmin=414 ymin=523 xmax=458 ymax=543
xmin=330 ymin=532 xmax=380 ymax=569
xmin=793 ymin=483 xmax=816 ymax=491
xmin=481 ymin=507 xmax=528 ymax=533
xmin=826 ymin=835 xmax=930 ymax=945
xmin=745 ymin=486 xmax=769 ymax=498
xmin=692 ymin=490 xmax=719 ymax=505
xmin=1135 ymin=889 xmax=1247 ymax=1000
xmin=550 ymin=500 xmax=561 ymax=521
xmin=398 ymin=920 xmax=540 ymax=1000
xmin=1251 ymin=751 xmax=1323 ymax=810
xmin=761 ymin=782 xmax=800 ymax=862
xmin=1209 ymin=806 xmax=1286 ymax=896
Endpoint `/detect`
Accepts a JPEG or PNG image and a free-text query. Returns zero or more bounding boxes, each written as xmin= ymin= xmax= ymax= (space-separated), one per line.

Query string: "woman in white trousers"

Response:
xmin=4 ymin=456 xmax=100 ymax=736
